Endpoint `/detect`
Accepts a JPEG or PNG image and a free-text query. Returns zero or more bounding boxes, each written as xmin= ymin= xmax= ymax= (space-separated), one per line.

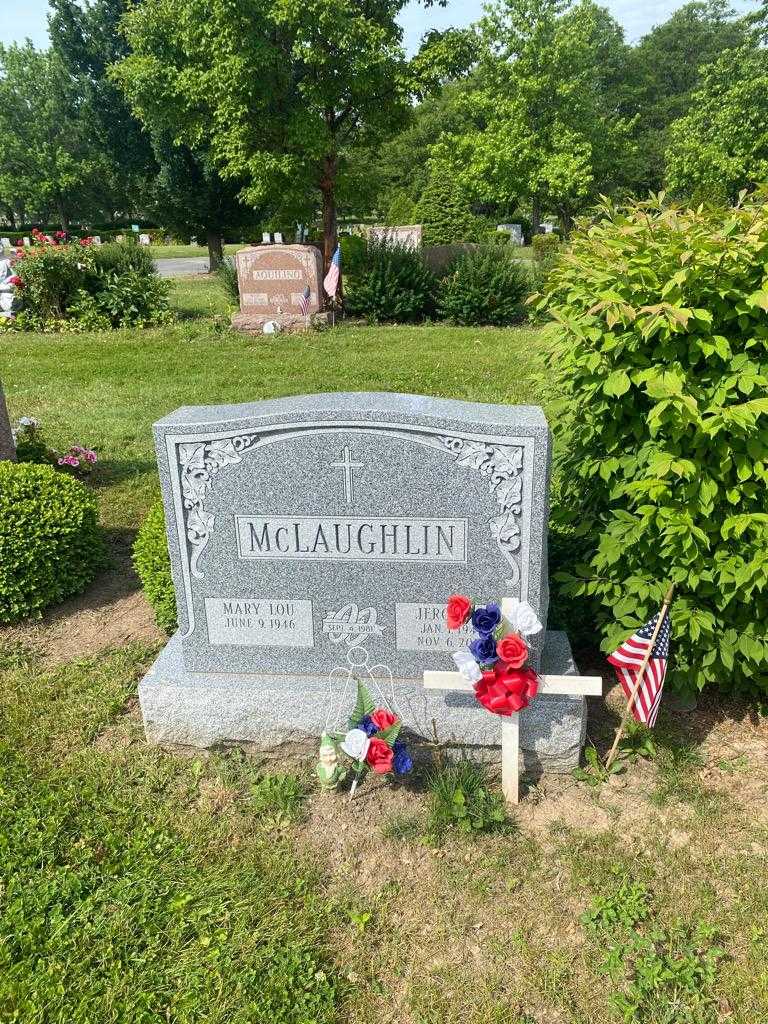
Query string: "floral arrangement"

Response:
xmin=13 ymin=417 xmax=97 ymax=478
xmin=446 ymin=595 xmax=543 ymax=716
xmin=318 ymin=681 xmax=413 ymax=796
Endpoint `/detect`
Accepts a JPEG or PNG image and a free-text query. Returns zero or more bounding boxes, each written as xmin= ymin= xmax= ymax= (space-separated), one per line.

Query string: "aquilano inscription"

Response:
xmin=235 ymin=515 xmax=467 ymax=563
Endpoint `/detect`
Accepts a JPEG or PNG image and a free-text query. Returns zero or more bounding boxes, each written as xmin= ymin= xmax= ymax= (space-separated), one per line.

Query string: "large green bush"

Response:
xmin=10 ymin=239 xmax=171 ymax=331
xmin=437 ymin=245 xmax=530 ymax=326
xmin=0 ymin=462 xmax=106 ymax=623
xmin=345 ymin=239 xmax=437 ymax=323
xmin=133 ymin=501 xmax=177 ymax=634
xmin=540 ymin=195 xmax=768 ymax=698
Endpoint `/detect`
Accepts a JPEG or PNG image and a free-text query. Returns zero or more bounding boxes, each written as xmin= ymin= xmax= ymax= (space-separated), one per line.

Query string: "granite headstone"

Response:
xmin=231 ymin=243 xmax=326 ymax=334
xmin=0 ymin=382 xmax=15 ymax=461
xmin=369 ymin=225 xmax=423 ymax=249
xmin=139 ymin=393 xmax=587 ymax=770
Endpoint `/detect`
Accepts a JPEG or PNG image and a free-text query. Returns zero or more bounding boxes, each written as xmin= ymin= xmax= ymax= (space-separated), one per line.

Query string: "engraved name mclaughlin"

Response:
xmin=235 ymin=516 xmax=467 ymax=563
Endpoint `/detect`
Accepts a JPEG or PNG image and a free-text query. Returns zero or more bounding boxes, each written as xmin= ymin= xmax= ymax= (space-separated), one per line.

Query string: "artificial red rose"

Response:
xmin=371 ymin=708 xmax=397 ymax=731
xmin=365 ymin=737 xmax=394 ymax=774
xmin=8 ymin=276 xmax=23 ymax=288
xmin=446 ymin=593 xmax=472 ymax=630
xmin=497 ymin=631 xmax=529 ymax=669
xmin=474 ymin=665 xmax=539 ymax=716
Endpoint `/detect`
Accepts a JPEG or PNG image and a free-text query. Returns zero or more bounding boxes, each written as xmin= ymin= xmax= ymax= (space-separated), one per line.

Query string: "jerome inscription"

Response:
xmin=235 ymin=516 xmax=467 ymax=563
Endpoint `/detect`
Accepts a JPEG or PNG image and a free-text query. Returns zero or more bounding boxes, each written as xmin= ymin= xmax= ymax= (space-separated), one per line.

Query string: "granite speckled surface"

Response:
xmin=153 ymin=392 xmax=551 ymax=677
xmin=141 ymin=392 xmax=594 ymax=771
xmin=138 ymin=630 xmax=590 ymax=772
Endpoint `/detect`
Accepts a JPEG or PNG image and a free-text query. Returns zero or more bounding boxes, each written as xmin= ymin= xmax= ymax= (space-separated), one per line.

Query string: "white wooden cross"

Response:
xmin=423 ymin=598 xmax=603 ymax=805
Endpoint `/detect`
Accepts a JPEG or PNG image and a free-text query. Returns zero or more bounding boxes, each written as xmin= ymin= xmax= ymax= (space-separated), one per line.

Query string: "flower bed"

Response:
xmin=0 ymin=229 xmax=173 ymax=332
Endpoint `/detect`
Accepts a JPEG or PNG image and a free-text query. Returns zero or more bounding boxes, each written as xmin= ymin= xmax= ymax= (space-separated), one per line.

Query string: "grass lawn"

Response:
xmin=149 ymin=243 xmax=243 ymax=259
xmin=2 ymin=275 xmax=767 ymax=1023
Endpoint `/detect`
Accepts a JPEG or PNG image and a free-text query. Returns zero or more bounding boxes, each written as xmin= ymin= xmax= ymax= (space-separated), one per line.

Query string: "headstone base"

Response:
xmin=138 ymin=630 xmax=588 ymax=773
xmin=231 ymin=311 xmax=331 ymax=335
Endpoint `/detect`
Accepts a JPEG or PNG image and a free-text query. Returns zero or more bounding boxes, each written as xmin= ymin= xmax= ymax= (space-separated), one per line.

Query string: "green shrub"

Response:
xmin=13 ymin=240 xmax=170 ymax=330
xmin=338 ymin=234 xmax=366 ymax=279
xmin=540 ymin=194 xmax=768 ymax=699
xmin=437 ymin=244 xmax=530 ymax=326
xmin=0 ymin=462 xmax=105 ymax=623
xmin=531 ymin=233 xmax=561 ymax=260
xmin=90 ymin=268 xmax=172 ymax=329
xmin=133 ymin=501 xmax=177 ymax=633
xmin=91 ymin=240 xmax=156 ymax=278
xmin=417 ymin=161 xmax=483 ymax=245
xmin=216 ymin=255 xmax=240 ymax=304
xmin=345 ymin=239 xmax=437 ymax=323
xmin=15 ymin=243 xmax=95 ymax=320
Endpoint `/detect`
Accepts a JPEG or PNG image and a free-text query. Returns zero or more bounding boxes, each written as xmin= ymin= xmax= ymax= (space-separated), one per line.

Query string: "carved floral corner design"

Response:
xmin=178 ymin=433 xmax=260 ymax=577
xmin=441 ymin=435 xmax=524 ymax=585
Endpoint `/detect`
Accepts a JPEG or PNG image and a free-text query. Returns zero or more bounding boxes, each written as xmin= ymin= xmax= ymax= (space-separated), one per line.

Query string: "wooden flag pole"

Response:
xmin=604 ymin=583 xmax=675 ymax=771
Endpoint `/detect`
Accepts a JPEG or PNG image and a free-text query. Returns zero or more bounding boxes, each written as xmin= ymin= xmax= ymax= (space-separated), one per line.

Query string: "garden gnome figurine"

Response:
xmin=316 ymin=733 xmax=346 ymax=791
xmin=0 ymin=381 xmax=15 ymax=462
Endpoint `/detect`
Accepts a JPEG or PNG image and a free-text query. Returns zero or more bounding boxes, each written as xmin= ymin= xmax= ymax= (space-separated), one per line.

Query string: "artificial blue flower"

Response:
xmin=469 ymin=632 xmax=498 ymax=665
xmin=393 ymin=740 xmax=413 ymax=775
xmin=358 ymin=714 xmax=379 ymax=737
xmin=471 ymin=602 xmax=502 ymax=635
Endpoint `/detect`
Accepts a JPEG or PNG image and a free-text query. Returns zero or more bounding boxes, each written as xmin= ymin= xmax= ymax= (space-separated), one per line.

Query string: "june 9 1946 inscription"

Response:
xmin=153 ymin=393 xmax=550 ymax=677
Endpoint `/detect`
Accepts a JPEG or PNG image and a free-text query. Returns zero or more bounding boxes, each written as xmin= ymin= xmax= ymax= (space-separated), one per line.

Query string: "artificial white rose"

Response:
xmin=452 ymin=649 xmax=483 ymax=684
xmin=504 ymin=598 xmax=543 ymax=637
xmin=341 ymin=728 xmax=370 ymax=761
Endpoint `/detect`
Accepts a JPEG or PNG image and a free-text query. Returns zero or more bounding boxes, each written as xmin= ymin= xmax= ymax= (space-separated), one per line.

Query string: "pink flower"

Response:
xmin=8 ymin=276 xmax=23 ymax=288
xmin=83 ymin=450 xmax=97 ymax=464
xmin=57 ymin=455 xmax=80 ymax=468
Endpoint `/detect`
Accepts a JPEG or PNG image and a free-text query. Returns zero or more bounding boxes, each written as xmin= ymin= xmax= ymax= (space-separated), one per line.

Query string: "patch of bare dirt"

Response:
xmin=0 ymin=540 xmax=162 ymax=668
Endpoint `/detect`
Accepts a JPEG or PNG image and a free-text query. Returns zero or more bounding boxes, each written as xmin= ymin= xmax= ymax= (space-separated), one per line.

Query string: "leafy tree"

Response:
xmin=0 ymin=44 xmax=108 ymax=229
xmin=438 ymin=0 xmax=635 ymax=233
xmin=629 ymin=0 xmax=751 ymax=193
xmin=665 ymin=46 xmax=768 ymax=202
xmin=147 ymin=132 xmax=257 ymax=268
xmin=49 ymin=0 xmax=157 ymax=218
xmin=364 ymin=81 xmax=479 ymax=223
xmin=113 ymin=0 xmax=456 ymax=278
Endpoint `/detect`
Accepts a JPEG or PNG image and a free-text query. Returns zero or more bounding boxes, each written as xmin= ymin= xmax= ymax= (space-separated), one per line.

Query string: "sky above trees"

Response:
xmin=1 ymin=0 xmax=757 ymax=53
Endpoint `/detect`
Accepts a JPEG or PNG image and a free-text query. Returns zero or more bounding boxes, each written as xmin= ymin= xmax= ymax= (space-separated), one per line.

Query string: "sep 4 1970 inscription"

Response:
xmin=153 ymin=393 xmax=550 ymax=678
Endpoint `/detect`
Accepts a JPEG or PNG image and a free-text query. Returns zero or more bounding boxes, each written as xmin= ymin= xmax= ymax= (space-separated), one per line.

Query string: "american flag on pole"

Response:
xmin=607 ymin=611 xmax=671 ymax=727
xmin=298 ymin=285 xmax=311 ymax=317
xmin=323 ymin=245 xmax=341 ymax=298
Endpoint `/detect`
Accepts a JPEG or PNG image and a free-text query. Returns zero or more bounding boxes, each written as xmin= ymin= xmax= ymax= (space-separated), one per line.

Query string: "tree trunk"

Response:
xmin=531 ymin=195 xmax=541 ymax=237
xmin=320 ymin=154 xmax=342 ymax=303
xmin=206 ymin=229 xmax=224 ymax=272
xmin=57 ymin=198 xmax=69 ymax=233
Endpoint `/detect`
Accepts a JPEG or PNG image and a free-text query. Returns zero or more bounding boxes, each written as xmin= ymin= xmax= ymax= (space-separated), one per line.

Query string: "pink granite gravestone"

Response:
xmin=231 ymin=244 xmax=328 ymax=334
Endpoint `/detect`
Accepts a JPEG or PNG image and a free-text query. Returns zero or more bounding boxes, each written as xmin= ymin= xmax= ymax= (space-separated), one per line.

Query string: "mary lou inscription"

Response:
xmin=139 ymin=392 xmax=587 ymax=769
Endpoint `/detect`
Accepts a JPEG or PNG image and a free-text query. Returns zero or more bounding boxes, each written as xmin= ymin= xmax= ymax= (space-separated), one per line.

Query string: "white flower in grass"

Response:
xmin=504 ymin=598 xmax=543 ymax=637
xmin=17 ymin=416 xmax=38 ymax=428
xmin=341 ymin=728 xmax=370 ymax=762
xmin=452 ymin=649 xmax=483 ymax=684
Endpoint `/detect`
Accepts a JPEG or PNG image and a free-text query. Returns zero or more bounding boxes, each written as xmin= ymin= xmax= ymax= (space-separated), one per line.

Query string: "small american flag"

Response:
xmin=608 ymin=611 xmax=671 ymax=727
xmin=299 ymin=285 xmax=311 ymax=317
xmin=323 ymin=245 xmax=341 ymax=298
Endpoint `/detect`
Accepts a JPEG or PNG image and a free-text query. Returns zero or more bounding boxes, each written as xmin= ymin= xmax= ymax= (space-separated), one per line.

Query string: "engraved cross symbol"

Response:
xmin=331 ymin=445 xmax=363 ymax=505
